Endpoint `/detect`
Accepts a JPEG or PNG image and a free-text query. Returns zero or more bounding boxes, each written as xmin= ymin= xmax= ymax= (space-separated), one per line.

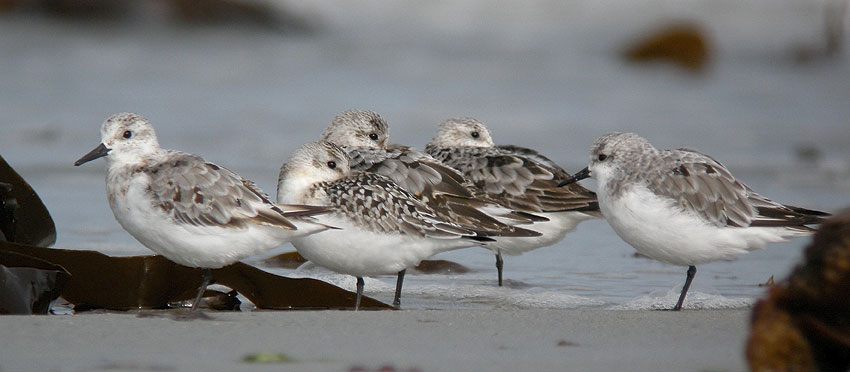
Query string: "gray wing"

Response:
xmin=647 ymin=149 xmax=827 ymax=228
xmin=348 ymin=146 xmax=539 ymax=237
xmin=496 ymin=145 xmax=569 ymax=174
xmin=346 ymin=145 xmax=473 ymax=198
xmin=147 ymin=152 xmax=326 ymax=229
xmin=427 ymin=146 xmax=599 ymax=214
xmin=323 ymin=172 xmax=491 ymax=240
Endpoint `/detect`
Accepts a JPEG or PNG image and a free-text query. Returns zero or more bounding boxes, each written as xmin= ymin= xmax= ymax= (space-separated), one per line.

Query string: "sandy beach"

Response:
xmin=1 ymin=1 xmax=845 ymax=371
xmin=0 ymin=309 xmax=751 ymax=372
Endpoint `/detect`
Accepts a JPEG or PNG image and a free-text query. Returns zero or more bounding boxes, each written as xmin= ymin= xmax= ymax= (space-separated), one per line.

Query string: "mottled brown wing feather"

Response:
xmin=147 ymin=152 xmax=299 ymax=230
xmin=322 ymin=172 xmax=489 ymax=240
xmin=427 ymin=146 xmax=599 ymax=213
xmin=647 ymin=149 xmax=827 ymax=228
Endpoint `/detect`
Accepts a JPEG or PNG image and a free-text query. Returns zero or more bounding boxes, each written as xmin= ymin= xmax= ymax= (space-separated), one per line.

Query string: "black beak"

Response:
xmin=74 ymin=143 xmax=111 ymax=166
xmin=558 ymin=167 xmax=590 ymax=187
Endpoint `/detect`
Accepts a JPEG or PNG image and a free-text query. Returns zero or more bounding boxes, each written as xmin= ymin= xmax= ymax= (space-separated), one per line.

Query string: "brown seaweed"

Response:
xmin=623 ymin=22 xmax=711 ymax=73
xmin=262 ymin=251 xmax=472 ymax=276
xmin=0 ymin=250 xmax=70 ymax=314
xmin=0 ymin=155 xmax=56 ymax=247
xmin=1 ymin=154 xmax=390 ymax=311
xmin=0 ymin=155 xmax=67 ymax=314
xmin=747 ymin=208 xmax=850 ymax=372
xmin=260 ymin=251 xmax=308 ymax=269
xmin=411 ymin=259 xmax=470 ymax=275
xmin=1 ymin=241 xmax=392 ymax=310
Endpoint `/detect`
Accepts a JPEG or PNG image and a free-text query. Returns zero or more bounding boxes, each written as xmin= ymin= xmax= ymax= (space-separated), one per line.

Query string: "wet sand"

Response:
xmin=0 ymin=309 xmax=750 ymax=372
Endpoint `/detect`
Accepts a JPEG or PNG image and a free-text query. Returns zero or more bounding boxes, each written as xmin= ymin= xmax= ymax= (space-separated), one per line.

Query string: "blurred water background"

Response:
xmin=1 ymin=0 xmax=848 ymax=310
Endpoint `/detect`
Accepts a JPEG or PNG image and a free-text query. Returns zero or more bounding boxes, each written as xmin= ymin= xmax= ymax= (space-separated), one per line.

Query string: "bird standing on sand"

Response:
xmin=320 ymin=109 xmax=540 ymax=304
xmin=277 ymin=141 xmax=492 ymax=310
xmin=75 ymin=113 xmax=330 ymax=311
xmin=560 ymin=132 xmax=829 ymax=310
xmin=425 ymin=117 xmax=601 ymax=286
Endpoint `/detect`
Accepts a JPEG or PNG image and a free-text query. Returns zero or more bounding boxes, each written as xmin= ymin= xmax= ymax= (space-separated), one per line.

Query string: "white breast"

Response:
xmin=106 ymin=169 xmax=302 ymax=269
xmin=599 ymin=184 xmax=800 ymax=266
xmin=292 ymin=214 xmax=477 ymax=277
xmin=486 ymin=211 xmax=596 ymax=255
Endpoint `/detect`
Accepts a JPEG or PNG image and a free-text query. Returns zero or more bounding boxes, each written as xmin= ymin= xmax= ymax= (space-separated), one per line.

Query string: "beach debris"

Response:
xmin=0 ymin=250 xmax=69 ymax=314
xmin=201 ymin=289 xmax=241 ymax=311
xmin=2 ymin=242 xmax=393 ymax=311
xmin=631 ymin=252 xmax=649 ymax=259
xmin=91 ymin=360 xmax=176 ymax=371
xmin=411 ymin=259 xmax=471 ymax=275
xmin=260 ymin=251 xmax=308 ymax=269
xmin=0 ymin=154 xmax=389 ymax=312
xmin=0 ymin=0 xmax=15 ymax=11
xmin=747 ymin=208 xmax=850 ymax=372
xmin=263 ymin=251 xmax=471 ymax=275
xmin=623 ymin=22 xmax=711 ymax=73
xmin=0 ymin=156 xmax=56 ymax=247
xmin=0 ymin=0 xmax=316 ymax=32
xmin=348 ymin=365 xmax=422 ymax=372
xmin=556 ymin=340 xmax=579 ymax=347
xmin=241 ymin=352 xmax=294 ymax=364
xmin=168 ymin=0 xmax=314 ymax=32
xmin=794 ymin=144 xmax=822 ymax=166
xmin=0 ymin=156 xmax=67 ymax=314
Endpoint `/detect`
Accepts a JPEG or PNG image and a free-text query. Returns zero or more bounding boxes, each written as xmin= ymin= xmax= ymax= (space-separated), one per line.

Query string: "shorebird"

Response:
xmin=560 ymin=132 xmax=829 ymax=310
xmin=425 ymin=117 xmax=601 ymax=286
xmin=320 ymin=109 xmax=540 ymax=302
xmin=75 ymin=113 xmax=330 ymax=311
xmin=277 ymin=141 xmax=492 ymax=309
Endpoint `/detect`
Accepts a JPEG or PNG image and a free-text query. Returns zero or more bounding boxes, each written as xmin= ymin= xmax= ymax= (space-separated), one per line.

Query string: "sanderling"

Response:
xmin=277 ymin=141 xmax=492 ymax=310
xmin=321 ymin=109 xmax=541 ymax=303
xmin=75 ymin=113 xmax=331 ymax=311
xmin=425 ymin=117 xmax=601 ymax=286
xmin=560 ymin=132 xmax=829 ymax=310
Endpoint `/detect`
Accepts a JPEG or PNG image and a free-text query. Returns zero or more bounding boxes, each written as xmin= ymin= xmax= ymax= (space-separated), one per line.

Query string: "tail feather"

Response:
xmin=752 ymin=205 xmax=830 ymax=229
xmin=274 ymin=203 xmax=334 ymax=217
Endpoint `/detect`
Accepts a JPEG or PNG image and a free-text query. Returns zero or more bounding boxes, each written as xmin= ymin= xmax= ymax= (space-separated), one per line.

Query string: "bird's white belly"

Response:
xmin=488 ymin=211 xmax=596 ymax=255
xmin=292 ymin=215 xmax=475 ymax=277
xmin=600 ymin=187 xmax=793 ymax=266
xmin=108 ymin=174 xmax=291 ymax=269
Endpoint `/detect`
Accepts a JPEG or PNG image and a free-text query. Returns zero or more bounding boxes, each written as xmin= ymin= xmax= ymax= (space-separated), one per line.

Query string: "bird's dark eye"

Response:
xmin=369 ymin=133 xmax=379 ymax=141
xmin=327 ymin=161 xmax=336 ymax=169
xmin=471 ymin=131 xmax=479 ymax=139
xmin=598 ymin=154 xmax=607 ymax=161
xmin=123 ymin=130 xmax=132 ymax=139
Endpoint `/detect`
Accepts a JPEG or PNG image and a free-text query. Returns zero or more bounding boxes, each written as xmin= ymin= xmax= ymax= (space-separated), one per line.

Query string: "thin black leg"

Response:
xmin=495 ymin=252 xmax=504 ymax=287
xmin=672 ymin=265 xmax=697 ymax=311
xmin=393 ymin=269 xmax=406 ymax=308
xmin=190 ymin=268 xmax=213 ymax=312
xmin=354 ymin=276 xmax=364 ymax=311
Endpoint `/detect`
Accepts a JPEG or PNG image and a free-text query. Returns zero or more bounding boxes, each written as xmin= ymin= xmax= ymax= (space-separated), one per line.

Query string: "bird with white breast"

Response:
xmin=560 ymin=132 xmax=829 ymax=310
xmin=425 ymin=117 xmax=601 ymax=286
xmin=74 ymin=113 xmax=331 ymax=311
xmin=320 ymin=109 xmax=541 ymax=303
xmin=277 ymin=141 xmax=493 ymax=310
